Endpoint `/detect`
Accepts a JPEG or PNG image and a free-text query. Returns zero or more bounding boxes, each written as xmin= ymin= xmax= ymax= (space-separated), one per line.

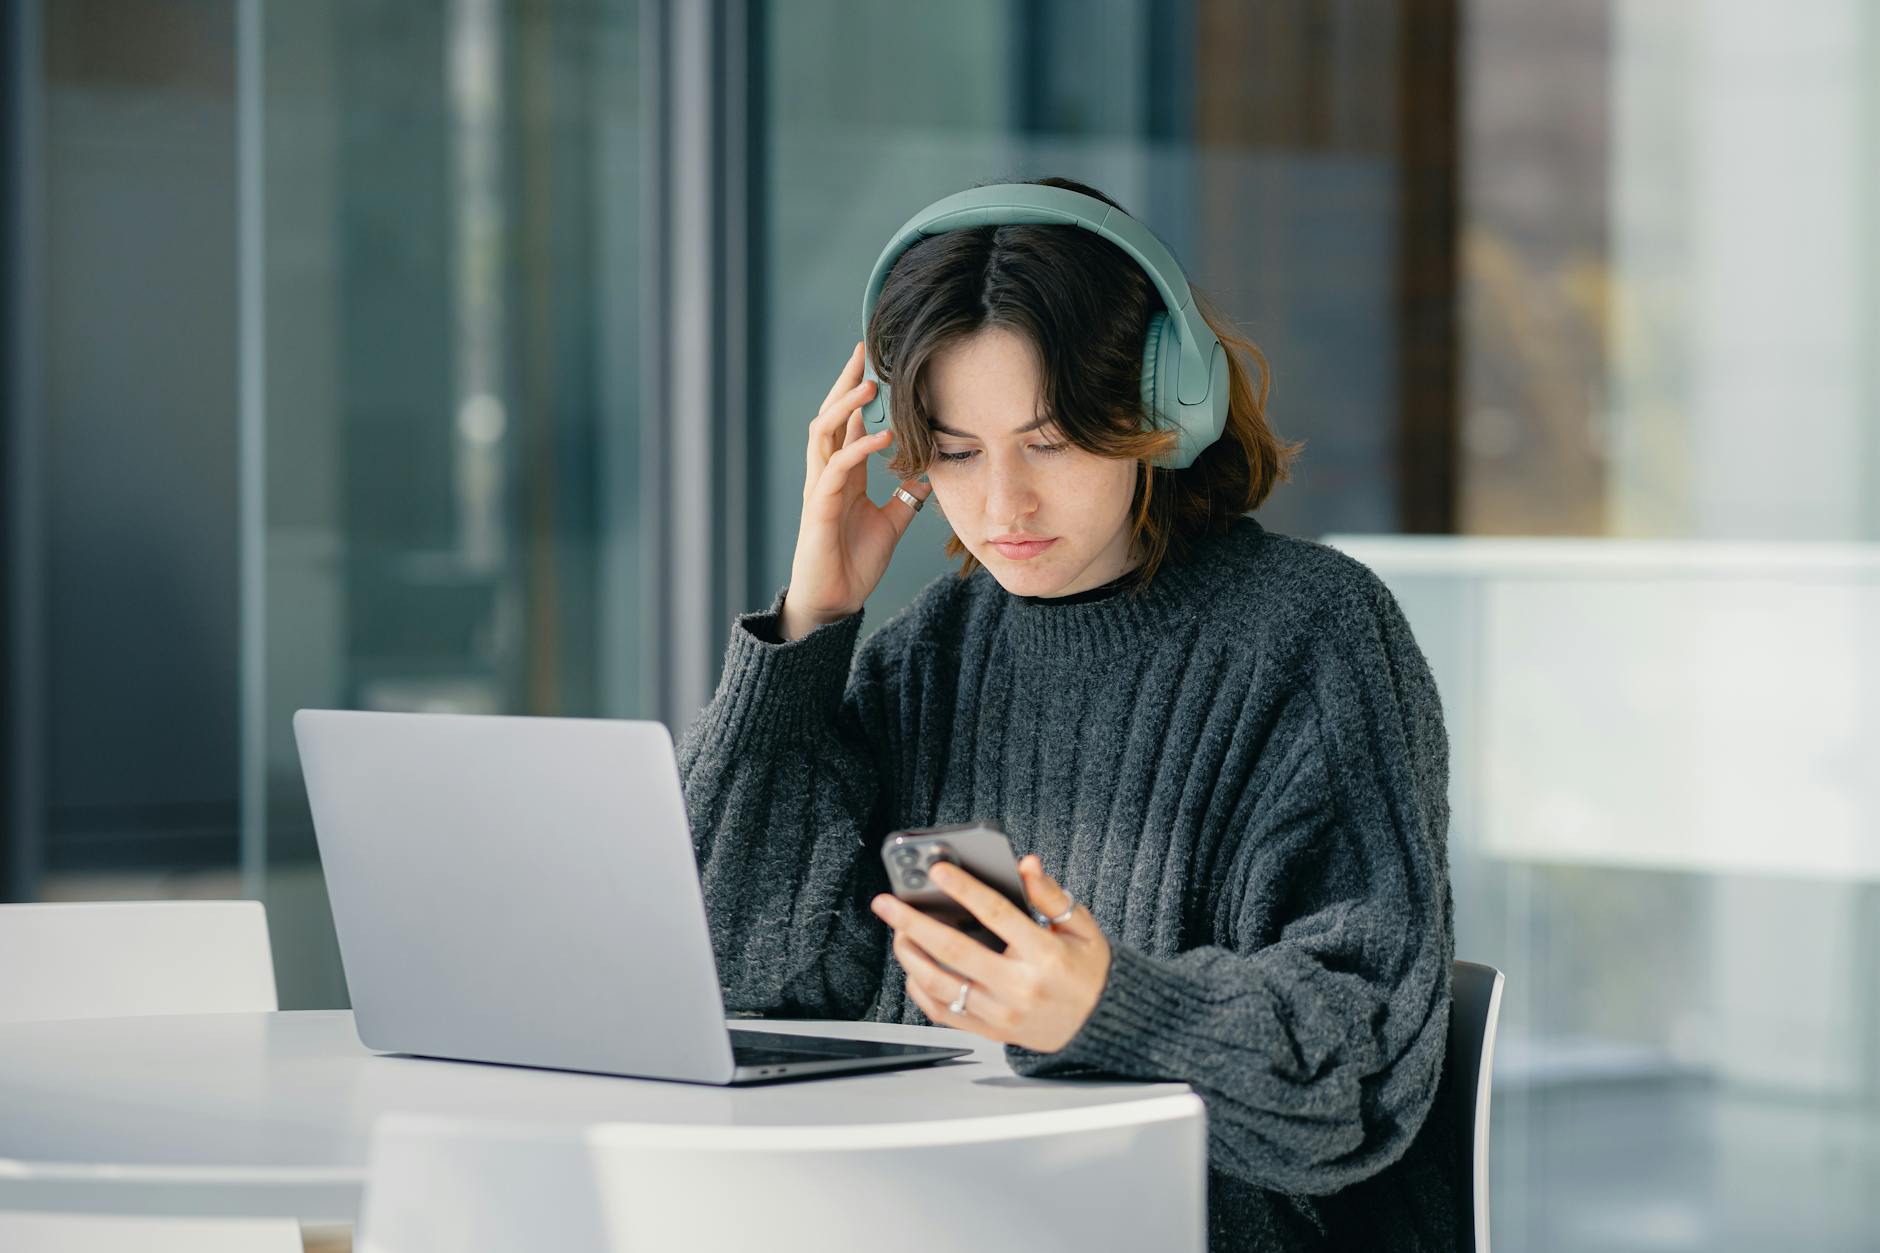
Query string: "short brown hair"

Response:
xmin=867 ymin=176 xmax=1300 ymax=591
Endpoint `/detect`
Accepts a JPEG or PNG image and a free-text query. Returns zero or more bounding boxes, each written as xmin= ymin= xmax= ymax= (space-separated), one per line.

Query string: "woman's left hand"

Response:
xmin=869 ymin=854 xmax=1112 ymax=1053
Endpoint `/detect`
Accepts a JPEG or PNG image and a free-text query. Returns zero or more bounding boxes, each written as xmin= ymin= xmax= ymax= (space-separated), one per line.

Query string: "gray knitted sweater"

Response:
xmin=674 ymin=514 xmax=1459 ymax=1251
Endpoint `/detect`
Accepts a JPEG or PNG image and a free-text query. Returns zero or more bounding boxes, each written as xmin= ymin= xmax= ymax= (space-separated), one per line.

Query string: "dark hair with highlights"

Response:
xmin=867 ymin=176 xmax=1300 ymax=590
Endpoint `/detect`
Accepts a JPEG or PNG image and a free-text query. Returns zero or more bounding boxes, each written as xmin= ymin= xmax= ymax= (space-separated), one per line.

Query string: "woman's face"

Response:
xmin=920 ymin=327 xmax=1140 ymax=598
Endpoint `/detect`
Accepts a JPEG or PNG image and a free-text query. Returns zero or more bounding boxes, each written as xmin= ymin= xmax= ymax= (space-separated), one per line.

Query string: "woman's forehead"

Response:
xmin=924 ymin=329 xmax=1045 ymax=436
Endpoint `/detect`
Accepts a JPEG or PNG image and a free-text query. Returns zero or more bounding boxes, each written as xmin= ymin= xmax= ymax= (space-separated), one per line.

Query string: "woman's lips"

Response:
xmin=989 ymin=537 xmax=1057 ymax=560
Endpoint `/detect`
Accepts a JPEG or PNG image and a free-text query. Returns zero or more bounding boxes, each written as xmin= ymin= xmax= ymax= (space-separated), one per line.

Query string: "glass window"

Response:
xmin=257 ymin=0 xmax=645 ymax=1005
xmin=756 ymin=0 xmax=1425 ymax=617
xmin=755 ymin=4 xmax=1880 ymax=1250
xmin=7 ymin=4 xmax=1877 ymax=1248
xmin=15 ymin=0 xmax=243 ymax=895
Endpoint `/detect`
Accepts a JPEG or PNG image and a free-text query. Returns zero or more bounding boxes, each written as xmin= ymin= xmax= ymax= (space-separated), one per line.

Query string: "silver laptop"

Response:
xmin=291 ymin=709 xmax=969 ymax=1084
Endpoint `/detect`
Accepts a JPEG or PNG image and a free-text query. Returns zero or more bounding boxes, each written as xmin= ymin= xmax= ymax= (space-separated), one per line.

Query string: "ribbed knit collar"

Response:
xmin=991 ymin=515 xmax=1262 ymax=661
xmin=1010 ymin=566 xmax=1139 ymax=606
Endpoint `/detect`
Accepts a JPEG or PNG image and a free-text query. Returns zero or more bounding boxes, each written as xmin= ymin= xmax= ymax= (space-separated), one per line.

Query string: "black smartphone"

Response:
xmin=880 ymin=821 xmax=1031 ymax=954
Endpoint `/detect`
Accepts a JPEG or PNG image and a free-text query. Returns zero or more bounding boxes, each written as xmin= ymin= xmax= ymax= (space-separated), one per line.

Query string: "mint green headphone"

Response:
xmin=858 ymin=183 xmax=1229 ymax=470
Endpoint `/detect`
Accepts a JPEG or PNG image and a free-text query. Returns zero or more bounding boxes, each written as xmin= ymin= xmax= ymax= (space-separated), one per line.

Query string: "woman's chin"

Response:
xmin=986 ymin=558 xmax=1068 ymax=597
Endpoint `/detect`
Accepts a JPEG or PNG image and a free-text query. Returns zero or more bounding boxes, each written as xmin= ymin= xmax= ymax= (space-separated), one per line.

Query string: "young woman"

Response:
xmin=675 ymin=177 xmax=1458 ymax=1251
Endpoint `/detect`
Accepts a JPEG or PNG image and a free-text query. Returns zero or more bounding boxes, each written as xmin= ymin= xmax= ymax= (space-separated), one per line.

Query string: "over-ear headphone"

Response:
xmin=857 ymin=183 xmax=1229 ymax=470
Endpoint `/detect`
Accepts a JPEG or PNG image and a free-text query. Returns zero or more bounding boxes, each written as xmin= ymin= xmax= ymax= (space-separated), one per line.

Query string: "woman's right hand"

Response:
xmin=780 ymin=340 xmax=934 ymax=642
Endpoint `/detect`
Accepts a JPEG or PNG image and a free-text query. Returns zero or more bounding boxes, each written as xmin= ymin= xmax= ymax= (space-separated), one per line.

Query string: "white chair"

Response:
xmin=356 ymin=1095 xmax=1209 ymax=1253
xmin=0 ymin=1213 xmax=306 ymax=1253
xmin=0 ymin=900 xmax=299 ymax=1253
xmin=0 ymin=900 xmax=278 ymax=1022
xmin=1449 ymin=959 xmax=1506 ymax=1253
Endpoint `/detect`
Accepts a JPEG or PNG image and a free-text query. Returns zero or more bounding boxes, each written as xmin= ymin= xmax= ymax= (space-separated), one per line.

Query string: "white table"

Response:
xmin=0 ymin=1011 xmax=1198 ymax=1224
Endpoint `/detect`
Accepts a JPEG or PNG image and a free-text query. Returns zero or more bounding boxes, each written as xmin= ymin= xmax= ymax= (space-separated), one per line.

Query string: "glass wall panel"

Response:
xmin=758 ymin=3 xmax=1880 ymax=1250
xmin=1432 ymin=1 xmax=1877 ymax=1248
xmin=756 ymin=0 xmax=1422 ymax=618
xmin=5 ymin=2 xmax=1875 ymax=1246
xmin=258 ymin=0 xmax=645 ymax=1006
xmin=11 ymin=0 xmax=244 ymax=903
xmin=4 ymin=0 xmax=644 ymax=1011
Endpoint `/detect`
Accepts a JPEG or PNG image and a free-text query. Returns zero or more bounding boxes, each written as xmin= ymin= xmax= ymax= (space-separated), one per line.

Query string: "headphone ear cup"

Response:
xmin=1141 ymin=310 xmax=1180 ymax=457
xmin=861 ymin=382 xmax=892 ymax=428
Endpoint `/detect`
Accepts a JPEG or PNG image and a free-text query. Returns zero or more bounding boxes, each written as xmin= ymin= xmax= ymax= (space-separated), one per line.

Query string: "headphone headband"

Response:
xmin=860 ymin=184 xmax=1218 ymax=408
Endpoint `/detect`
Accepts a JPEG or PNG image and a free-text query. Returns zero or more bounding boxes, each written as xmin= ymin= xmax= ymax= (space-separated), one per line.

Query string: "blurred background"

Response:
xmin=3 ymin=1 xmax=1876 ymax=1249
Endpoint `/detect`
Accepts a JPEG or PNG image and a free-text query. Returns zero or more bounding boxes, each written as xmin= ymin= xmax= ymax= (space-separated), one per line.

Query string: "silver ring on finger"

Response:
xmin=893 ymin=485 xmax=924 ymax=513
xmin=1033 ymin=889 xmax=1076 ymax=928
xmin=947 ymin=979 xmax=971 ymax=1015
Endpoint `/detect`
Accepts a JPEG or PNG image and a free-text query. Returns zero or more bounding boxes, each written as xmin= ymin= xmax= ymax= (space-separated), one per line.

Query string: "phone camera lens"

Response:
xmin=921 ymin=845 xmax=959 ymax=870
xmin=902 ymin=869 xmax=927 ymax=890
xmin=891 ymin=845 xmax=920 ymax=868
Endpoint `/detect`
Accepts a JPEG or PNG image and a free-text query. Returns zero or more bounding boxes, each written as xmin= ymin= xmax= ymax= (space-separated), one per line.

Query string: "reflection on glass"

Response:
xmin=449 ymin=0 xmax=508 ymax=577
xmin=7 ymin=2 xmax=1875 ymax=1247
xmin=758 ymin=0 xmax=1423 ymax=619
xmin=258 ymin=0 xmax=643 ymax=1008
xmin=760 ymin=3 xmax=1880 ymax=1250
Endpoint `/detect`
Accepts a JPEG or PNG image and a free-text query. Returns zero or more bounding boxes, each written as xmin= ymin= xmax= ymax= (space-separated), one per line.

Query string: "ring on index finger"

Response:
xmin=892 ymin=486 xmax=924 ymax=513
xmin=1032 ymin=888 xmax=1077 ymax=928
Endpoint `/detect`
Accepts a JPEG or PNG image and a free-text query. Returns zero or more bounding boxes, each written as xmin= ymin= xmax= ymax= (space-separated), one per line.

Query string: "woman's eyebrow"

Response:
xmin=929 ymin=415 xmax=1052 ymax=438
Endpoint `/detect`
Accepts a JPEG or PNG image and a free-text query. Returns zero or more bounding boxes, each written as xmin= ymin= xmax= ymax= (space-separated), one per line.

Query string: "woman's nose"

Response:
xmin=984 ymin=462 xmax=1040 ymax=523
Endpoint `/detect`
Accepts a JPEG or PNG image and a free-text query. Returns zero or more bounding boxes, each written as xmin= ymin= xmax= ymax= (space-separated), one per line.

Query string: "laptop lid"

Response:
xmin=292 ymin=710 xmax=739 ymax=1084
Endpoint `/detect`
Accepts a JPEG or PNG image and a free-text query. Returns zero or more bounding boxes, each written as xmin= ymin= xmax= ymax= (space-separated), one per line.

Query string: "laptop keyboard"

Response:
xmin=731 ymin=1044 xmax=845 ymax=1067
xmin=728 ymin=1028 xmax=952 ymax=1067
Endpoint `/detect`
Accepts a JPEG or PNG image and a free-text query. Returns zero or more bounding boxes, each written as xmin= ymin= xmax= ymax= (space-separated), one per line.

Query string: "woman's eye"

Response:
xmin=934 ymin=444 xmax=1066 ymax=464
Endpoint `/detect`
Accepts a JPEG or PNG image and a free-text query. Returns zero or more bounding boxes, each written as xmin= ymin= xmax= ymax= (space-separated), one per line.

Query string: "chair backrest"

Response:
xmin=0 ymin=1212 xmax=303 ymax=1253
xmin=1448 ymin=959 xmax=1505 ymax=1253
xmin=0 ymin=901 xmax=292 ymax=1250
xmin=357 ymin=1095 xmax=1209 ymax=1253
xmin=0 ymin=900 xmax=278 ymax=1023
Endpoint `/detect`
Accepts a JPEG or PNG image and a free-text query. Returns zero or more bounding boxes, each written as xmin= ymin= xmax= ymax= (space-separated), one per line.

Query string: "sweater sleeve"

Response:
xmin=1004 ymin=581 xmax=1455 ymax=1197
xmin=672 ymin=584 xmax=897 ymax=1021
